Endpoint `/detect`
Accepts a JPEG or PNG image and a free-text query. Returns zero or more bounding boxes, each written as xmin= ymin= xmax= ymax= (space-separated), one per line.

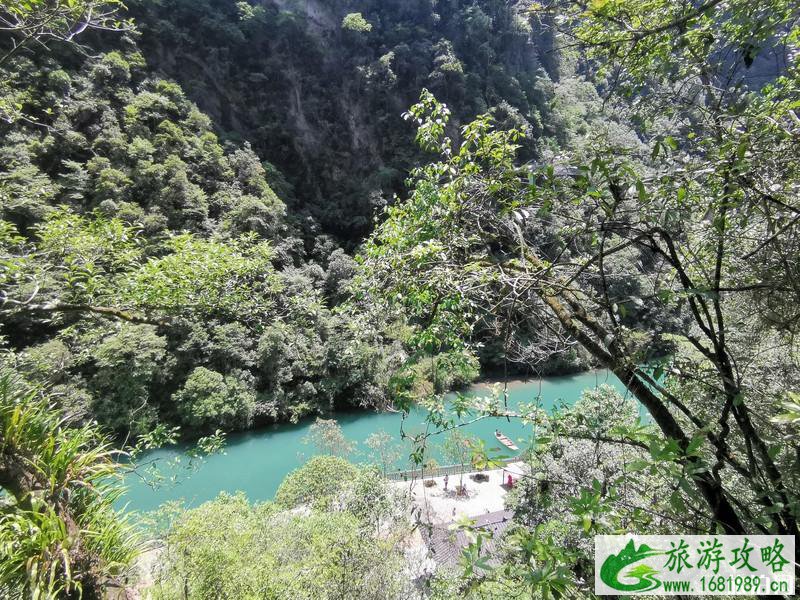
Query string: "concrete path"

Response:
xmin=392 ymin=463 xmax=526 ymax=525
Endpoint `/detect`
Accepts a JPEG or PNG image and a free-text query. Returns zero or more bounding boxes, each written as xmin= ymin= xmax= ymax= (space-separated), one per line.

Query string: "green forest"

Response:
xmin=1 ymin=0 xmax=798 ymax=598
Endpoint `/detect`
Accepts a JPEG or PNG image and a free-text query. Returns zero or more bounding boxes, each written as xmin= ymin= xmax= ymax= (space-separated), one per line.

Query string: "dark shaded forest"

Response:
xmin=127 ymin=0 xmax=564 ymax=241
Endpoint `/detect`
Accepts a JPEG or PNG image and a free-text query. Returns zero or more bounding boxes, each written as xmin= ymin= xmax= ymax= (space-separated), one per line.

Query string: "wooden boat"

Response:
xmin=494 ymin=430 xmax=519 ymax=451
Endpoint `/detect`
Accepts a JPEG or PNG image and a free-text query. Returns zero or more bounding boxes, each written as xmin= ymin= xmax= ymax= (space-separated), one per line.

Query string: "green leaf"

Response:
xmin=685 ymin=436 xmax=704 ymax=456
xmin=635 ymin=180 xmax=648 ymax=202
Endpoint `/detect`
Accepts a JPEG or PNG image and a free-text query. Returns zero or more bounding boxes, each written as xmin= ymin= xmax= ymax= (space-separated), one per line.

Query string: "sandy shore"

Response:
xmin=469 ymin=368 xmax=616 ymax=393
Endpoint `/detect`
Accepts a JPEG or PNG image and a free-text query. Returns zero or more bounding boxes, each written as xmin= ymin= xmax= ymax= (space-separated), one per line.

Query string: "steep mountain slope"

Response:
xmin=0 ymin=0 xmax=612 ymax=439
xmin=0 ymin=41 xmax=407 ymax=436
xmin=127 ymin=0 xmax=564 ymax=241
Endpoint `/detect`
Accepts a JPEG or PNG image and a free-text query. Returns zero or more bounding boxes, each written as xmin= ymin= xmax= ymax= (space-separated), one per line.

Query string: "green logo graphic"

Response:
xmin=596 ymin=535 xmax=794 ymax=595
xmin=600 ymin=539 xmax=665 ymax=592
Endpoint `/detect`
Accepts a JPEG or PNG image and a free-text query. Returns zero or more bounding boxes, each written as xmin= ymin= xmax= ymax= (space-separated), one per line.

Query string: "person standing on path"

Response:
xmin=443 ymin=474 xmax=449 ymax=491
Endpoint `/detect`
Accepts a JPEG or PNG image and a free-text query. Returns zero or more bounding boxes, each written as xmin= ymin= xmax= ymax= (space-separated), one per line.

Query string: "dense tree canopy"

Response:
xmin=152 ymin=466 xmax=412 ymax=600
xmin=0 ymin=28 xmax=445 ymax=437
xmin=123 ymin=0 xmax=575 ymax=241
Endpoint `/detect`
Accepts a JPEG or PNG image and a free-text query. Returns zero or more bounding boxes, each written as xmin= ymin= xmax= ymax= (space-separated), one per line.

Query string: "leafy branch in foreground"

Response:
xmin=0 ymin=0 xmax=131 ymax=67
xmin=0 ymin=210 xmax=282 ymax=327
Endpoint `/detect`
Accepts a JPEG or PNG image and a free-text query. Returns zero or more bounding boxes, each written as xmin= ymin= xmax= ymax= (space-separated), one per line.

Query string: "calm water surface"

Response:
xmin=121 ymin=370 xmax=628 ymax=513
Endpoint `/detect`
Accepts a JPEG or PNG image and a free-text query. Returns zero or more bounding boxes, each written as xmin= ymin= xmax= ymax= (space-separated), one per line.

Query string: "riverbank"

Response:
xmin=129 ymin=463 xmax=530 ymax=596
xmin=468 ymin=368 xmax=621 ymax=395
xmin=120 ymin=371 xmax=625 ymax=513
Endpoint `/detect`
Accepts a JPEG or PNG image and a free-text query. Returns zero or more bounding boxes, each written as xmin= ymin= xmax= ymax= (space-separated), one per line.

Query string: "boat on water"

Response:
xmin=494 ymin=430 xmax=519 ymax=451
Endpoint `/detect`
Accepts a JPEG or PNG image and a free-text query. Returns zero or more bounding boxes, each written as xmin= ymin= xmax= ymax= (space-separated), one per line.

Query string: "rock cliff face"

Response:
xmin=126 ymin=0 xmax=562 ymax=242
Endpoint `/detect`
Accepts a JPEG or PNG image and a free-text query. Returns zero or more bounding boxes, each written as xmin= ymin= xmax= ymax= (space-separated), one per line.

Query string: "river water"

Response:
xmin=121 ymin=370 xmax=627 ymax=513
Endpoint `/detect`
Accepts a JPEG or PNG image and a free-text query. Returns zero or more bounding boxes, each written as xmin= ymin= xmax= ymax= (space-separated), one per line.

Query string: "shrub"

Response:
xmin=18 ymin=339 xmax=74 ymax=385
xmin=388 ymin=349 xmax=479 ymax=403
xmin=274 ymin=455 xmax=358 ymax=509
xmin=174 ymin=367 xmax=256 ymax=431
xmin=341 ymin=12 xmax=372 ymax=33
xmin=155 ymin=492 xmax=409 ymax=600
xmin=89 ymin=324 xmax=167 ymax=433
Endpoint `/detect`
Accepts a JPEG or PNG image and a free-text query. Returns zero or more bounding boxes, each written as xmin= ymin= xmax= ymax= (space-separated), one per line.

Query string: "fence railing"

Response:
xmin=385 ymin=458 xmax=518 ymax=482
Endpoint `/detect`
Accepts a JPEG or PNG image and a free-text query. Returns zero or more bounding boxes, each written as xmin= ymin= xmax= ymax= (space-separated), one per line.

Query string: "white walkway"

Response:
xmin=392 ymin=462 xmax=527 ymax=525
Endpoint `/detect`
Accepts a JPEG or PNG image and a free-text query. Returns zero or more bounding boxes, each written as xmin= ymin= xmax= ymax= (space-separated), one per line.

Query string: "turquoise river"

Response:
xmin=121 ymin=370 xmax=630 ymax=513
